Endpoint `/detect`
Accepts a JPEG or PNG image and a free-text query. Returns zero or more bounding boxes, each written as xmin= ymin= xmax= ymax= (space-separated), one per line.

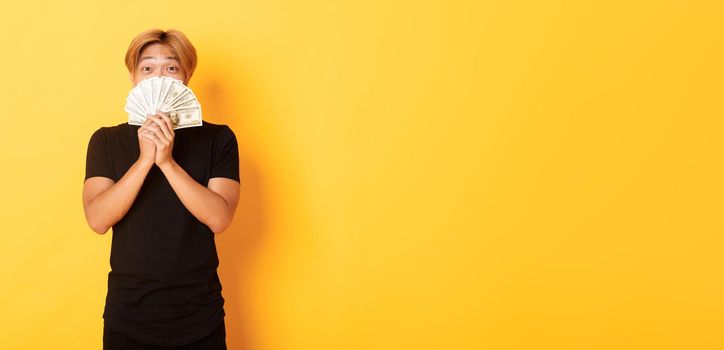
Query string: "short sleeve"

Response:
xmin=209 ymin=125 xmax=240 ymax=182
xmin=84 ymin=127 xmax=114 ymax=181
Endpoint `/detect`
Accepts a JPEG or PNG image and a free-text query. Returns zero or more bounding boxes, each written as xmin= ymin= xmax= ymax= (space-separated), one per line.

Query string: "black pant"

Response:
xmin=103 ymin=321 xmax=226 ymax=350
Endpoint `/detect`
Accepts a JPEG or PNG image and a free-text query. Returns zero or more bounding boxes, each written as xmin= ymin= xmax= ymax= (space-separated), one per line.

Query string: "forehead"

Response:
xmin=138 ymin=43 xmax=179 ymax=62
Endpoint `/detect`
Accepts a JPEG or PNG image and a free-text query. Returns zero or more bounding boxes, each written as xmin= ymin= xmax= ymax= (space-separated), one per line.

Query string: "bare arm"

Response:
xmin=159 ymin=161 xmax=240 ymax=234
xmin=82 ymin=160 xmax=153 ymax=234
xmin=82 ymin=118 xmax=157 ymax=234
xmin=142 ymin=113 xmax=240 ymax=234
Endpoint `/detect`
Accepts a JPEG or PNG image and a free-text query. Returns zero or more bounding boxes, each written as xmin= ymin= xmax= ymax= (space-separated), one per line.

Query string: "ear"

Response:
xmin=128 ymin=72 xmax=135 ymax=86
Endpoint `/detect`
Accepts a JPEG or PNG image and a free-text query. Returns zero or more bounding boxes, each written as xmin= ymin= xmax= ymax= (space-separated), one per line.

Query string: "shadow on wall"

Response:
xmin=196 ymin=60 xmax=267 ymax=350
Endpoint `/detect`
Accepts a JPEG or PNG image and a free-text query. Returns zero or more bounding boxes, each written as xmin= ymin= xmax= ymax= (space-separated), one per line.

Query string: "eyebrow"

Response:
xmin=139 ymin=56 xmax=179 ymax=63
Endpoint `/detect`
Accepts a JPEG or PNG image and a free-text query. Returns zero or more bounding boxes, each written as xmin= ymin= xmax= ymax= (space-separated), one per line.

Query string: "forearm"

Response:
xmin=86 ymin=160 xmax=153 ymax=233
xmin=159 ymin=159 xmax=233 ymax=234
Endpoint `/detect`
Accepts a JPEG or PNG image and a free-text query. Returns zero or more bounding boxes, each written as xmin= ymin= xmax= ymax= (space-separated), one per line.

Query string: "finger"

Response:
xmin=149 ymin=115 xmax=173 ymax=141
xmin=138 ymin=126 xmax=148 ymax=138
xmin=141 ymin=129 xmax=155 ymax=142
xmin=141 ymin=136 xmax=157 ymax=148
xmin=157 ymin=112 xmax=175 ymax=136
xmin=143 ymin=132 xmax=163 ymax=149
xmin=145 ymin=125 xmax=170 ymax=145
xmin=154 ymin=115 xmax=174 ymax=141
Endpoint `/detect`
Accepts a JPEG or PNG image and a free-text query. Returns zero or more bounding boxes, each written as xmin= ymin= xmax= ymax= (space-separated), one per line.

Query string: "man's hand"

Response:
xmin=141 ymin=112 xmax=176 ymax=167
xmin=137 ymin=118 xmax=157 ymax=167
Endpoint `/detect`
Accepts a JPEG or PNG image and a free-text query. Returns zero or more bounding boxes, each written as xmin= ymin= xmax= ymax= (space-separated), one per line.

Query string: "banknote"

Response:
xmin=125 ymin=76 xmax=203 ymax=130
xmin=167 ymin=107 xmax=202 ymax=129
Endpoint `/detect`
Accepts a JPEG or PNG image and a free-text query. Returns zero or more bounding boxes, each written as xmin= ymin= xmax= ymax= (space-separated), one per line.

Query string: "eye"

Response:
xmin=167 ymin=66 xmax=178 ymax=72
xmin=141 ymin=66 xmax=152 ymax=72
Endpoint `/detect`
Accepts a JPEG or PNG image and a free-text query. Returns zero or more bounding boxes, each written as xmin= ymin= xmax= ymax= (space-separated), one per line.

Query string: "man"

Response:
xmin=82 ymin=28 xmax=239 ymax=349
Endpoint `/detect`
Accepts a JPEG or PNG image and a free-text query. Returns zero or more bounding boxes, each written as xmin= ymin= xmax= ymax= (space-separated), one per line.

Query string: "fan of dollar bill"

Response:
xmin=125 ymin=76 xmax=203 ymax=129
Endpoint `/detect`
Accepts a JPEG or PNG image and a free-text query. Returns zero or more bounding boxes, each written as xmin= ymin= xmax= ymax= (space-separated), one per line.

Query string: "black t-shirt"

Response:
xmin=84 ymin=121 xmax=239 ymax=346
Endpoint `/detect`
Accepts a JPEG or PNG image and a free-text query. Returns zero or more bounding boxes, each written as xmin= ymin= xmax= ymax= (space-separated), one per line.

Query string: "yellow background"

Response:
xmin=1 ymin=0 xmax=723 ymax=349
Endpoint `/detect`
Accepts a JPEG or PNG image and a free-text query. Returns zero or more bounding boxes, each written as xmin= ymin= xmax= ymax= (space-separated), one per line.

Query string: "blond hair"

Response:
xmin=125 ymin=29 xmax=197 ymax=84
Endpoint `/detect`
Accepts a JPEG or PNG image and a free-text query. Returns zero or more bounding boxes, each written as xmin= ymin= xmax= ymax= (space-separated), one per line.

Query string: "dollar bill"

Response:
xmin=125 ymin=76 xmax=203 ymax=129
xmin=167 ymin=107 xmax=202 ymax=129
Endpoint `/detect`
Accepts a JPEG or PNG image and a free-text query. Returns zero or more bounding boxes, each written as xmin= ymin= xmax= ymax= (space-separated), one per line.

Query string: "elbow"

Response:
xmin=90 ymin=225 xmax=110 ymax=235
xmin=209 ymin=222 xmax=229 ymax=235
xmin=208 ymin=217 xmax=232 ymax=235
xmin=83 ymin=205 xmax=111 ymax=234
xmin=86 ymin=217 xmax=110 ymax=235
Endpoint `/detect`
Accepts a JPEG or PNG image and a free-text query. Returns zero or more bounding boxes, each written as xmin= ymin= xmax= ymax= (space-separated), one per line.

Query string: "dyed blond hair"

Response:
xmin=124 ymin=29 xmax=197 ymax=84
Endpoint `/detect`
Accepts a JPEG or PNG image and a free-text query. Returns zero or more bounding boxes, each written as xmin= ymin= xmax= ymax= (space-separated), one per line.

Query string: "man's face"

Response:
xmin=130 ymin=43 xmax=186 ymax=86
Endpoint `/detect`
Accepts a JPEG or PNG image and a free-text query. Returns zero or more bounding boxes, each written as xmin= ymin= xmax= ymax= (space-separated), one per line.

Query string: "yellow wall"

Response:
xmin=1 ymin=0 xmax=723 ymax=349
